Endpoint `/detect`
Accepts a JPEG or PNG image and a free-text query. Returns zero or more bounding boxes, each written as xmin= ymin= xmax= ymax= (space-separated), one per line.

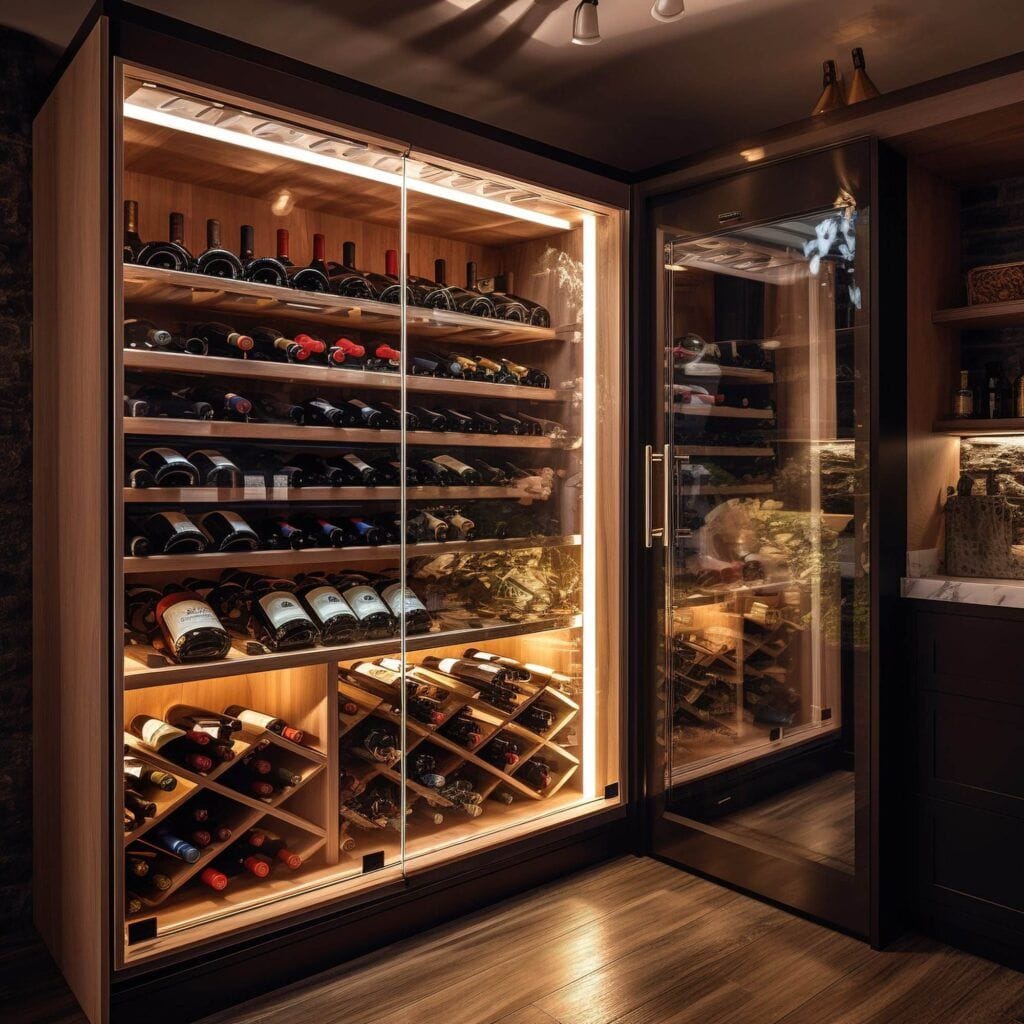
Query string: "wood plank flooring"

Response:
xmin=5 ymin=857 xmax=1023 ymax=1024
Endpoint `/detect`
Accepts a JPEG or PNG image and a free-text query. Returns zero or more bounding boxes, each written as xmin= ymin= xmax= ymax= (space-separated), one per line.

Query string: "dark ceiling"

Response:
xmin=6 ymin=0 xmax=1024 ymax=173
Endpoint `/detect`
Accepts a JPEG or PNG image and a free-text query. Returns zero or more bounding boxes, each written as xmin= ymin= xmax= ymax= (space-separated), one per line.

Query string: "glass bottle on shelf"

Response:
xmin=953 ymin=369 xmax=974 ymax=419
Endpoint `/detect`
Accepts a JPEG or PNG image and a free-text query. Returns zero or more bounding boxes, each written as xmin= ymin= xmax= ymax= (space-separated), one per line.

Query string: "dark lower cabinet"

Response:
xmin=909 ymin=602 xmax=1024 ymax=971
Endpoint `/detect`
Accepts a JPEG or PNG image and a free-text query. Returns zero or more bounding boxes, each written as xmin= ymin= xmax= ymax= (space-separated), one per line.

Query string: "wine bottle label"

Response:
xmin=353 ymin=661 xmax=400 ymax=684
xmin=343 ymin=453 xmax=372 ymax=473
xmin=159 ymin=598 xmax=223 ymax=646
xmin=233 ymin=708 xmax=277 ymax=730
xmin=433 ymin=455 xmax=470 ymax=473
xmin=193 ymin=450 xmax=237 ymax=470
xmin=380 ymin=583 xmax=427 ymax=616
xmin=258 ymin=591 xmax=311 ymax=629
xmin=148 ymin=447 xmax=192 ymax=467
xmin=218 ymin=511 xmax=250 ymax=530
xmin=158 ymin=511 xmax=200 ymax=535
xmin=305 ymin=585 xmax=356 ymax=625
xmin=341 ymin=585 xmax=391 ymax=621
xmin=138 ymin=718 xmax=187 ymax=750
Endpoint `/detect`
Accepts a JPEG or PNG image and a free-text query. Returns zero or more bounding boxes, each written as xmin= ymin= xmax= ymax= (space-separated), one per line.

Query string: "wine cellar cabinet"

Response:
xmin=33 ymin=13 xmax=627 ymax=1023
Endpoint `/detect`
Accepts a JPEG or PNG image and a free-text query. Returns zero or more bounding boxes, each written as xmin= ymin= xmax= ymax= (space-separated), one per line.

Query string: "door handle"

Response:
xmin=644 ymin=444 xmax=671 ymax=549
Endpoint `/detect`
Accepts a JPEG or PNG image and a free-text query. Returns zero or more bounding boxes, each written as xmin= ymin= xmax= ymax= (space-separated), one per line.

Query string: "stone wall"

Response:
xmin=0 ymin=27 xmax=44 ymax=934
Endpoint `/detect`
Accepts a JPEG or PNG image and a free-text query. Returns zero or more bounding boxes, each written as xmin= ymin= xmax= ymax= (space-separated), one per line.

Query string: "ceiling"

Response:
xmin=8 ymin=0 xmax=1024 ymax=173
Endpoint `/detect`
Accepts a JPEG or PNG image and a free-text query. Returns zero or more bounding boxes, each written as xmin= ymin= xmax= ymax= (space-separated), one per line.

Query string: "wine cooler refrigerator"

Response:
xmin=638 ymin=141 xmax=906 ymax=939
xmin=33 ymin=15 xmax=626 ymax=1022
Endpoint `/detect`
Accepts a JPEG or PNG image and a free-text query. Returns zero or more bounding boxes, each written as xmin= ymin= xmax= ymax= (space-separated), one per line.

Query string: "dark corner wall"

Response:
xmin=0 ymin=26 xmax=47 ymax=935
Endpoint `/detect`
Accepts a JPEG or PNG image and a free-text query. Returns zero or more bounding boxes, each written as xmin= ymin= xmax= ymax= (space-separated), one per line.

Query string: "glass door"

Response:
xmin=645 ymin=143 xmax=872 ymax=934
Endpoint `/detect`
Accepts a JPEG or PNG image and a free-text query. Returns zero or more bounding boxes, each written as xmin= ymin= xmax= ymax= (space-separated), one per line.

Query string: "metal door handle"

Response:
xmin=644 ymin=444 xmax=671 ymax=549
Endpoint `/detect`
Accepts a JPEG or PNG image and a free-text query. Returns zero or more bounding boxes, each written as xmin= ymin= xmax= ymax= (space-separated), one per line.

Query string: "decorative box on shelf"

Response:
xmin=967 ymin=261 xmax=1024 ymax=305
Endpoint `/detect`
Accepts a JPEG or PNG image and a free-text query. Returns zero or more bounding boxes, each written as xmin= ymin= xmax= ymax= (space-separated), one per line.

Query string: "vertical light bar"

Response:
xmin=398 ymin=158 xmax=409 ymax=864
xmin=581 ymin=212 xmax=599 ymax=799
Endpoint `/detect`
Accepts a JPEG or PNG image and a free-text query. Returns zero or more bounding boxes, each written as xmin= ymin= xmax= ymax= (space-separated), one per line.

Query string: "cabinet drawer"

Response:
xmin=916 ymin=611 xmax=1024 ymax=705
xmin=917 ymin=691 xmax=1024 ymax=818
xmin=915 ymin=798 xmax=1024 ymax=935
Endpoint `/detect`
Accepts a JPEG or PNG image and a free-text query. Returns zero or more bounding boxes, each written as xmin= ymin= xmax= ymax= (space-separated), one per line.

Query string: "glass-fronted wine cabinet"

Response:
xmin=34 ymin=21 xmax=624 ymax=1010
xmin=642 ymin=142 xmax=889 ymax=936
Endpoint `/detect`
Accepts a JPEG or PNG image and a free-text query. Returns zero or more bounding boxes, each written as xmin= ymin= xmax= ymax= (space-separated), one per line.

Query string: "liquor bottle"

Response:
xmin=470 ymin=458 xmax=510 ymax=485
xmin=124 ymin=756 xmax=177 ymax=792
xmin=295 ymin=575 xmax=361 ymax=643
xmin=123 ymin=200 xmax=143 ymax=262
xmin=433 ymin=258 xmax=495 ymax=318
xmin=429 ymin=455 xmax=481 ymax=485
xmin=132 ymin=385 xmax=214 ymax=421
xmin=469 ymin=411 xmax=500 ymax=434
xmin=152 ymin=588 xmax=232 ymax=662
xmin=345 ymin=398 xmax=385 ymax=428
xmin=199 ymin=510 xmax=260 ymax=552
xmin=123 ymin=317 xmax=172 ymax=351
xmin=444 ymin=509 xmax=476 ymax=541
xmin=409 ymin=405 xmax=447 ymax=431
xmin=408 ymin=753 xmax=445 ymax=790
xmin=232 ymin=573 xmax=320 ymax=651
xmin=192 ymin=321 xmax=255 ymax=357
xmin=374 ymin=577 xmax=432 ymax=635
xmin=326 ymin=241 xmax=376 ymax=299
xmin=333 ymin=573 xmax=397 ymax=638
xmin=194 ymin=219 xmax=245 ymax=279
xmin=502 ymin=358 xmax=550 ymax=389
xmin=364 ymin=339 xmax=402 ymax=373
xmin=249 ymin=325 xmax=311 ymax=363
xmin=302 ymin=397 xmax=356 ymax=427
xmin=953 ymin=369 xmax=974 ymax=419
xmin=250 ymin=393 xmax=305 ymax=425
xmin=276 ymin=229 xmax=330 ymax=292
xmin=137 ymin=511 xmax=208 ymax=554
xmin=136 ymin=211 xmax=193 ymax=271
xmin=186 ymin=386 xmax=252 ymax=421
xmin=482 ymin=736 xmax=520 ymax=768
xmin=259 ymin=517 xmax=308 ymax=550
xmin=983 ymin=362 xmax=1007 ymax=419
xmin=239 ymin=224 xmax=290 ymax=287
xmin=223 ymin=704 xmax=306 ymax=744
xmin=811 ymin=59 xmax=846 ymax=116
xmin=409 ymin=509 xmax=448 ymax=541
xmin=846 ymin=47 xmax=880 ymax=104
xmin=186 ymin=449 xmax=243 ymax=488
xmin=128 ymin=715 xmax=216 ymax=773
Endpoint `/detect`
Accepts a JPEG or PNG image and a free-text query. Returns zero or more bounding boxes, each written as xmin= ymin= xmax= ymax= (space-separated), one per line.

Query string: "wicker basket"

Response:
xmin=967 ymin=261 xmax=1024 ymax=305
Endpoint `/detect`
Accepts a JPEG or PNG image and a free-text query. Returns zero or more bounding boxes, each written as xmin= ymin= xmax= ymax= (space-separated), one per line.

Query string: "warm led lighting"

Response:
xmin=270 ymin=189 xmax=296 ymax=216
xmin=581 ymin=211 xmax=598 ymax=801
xmin=740 ymin=146 xmax=765 ymax=163
xmin=123 ymin=102 xmax=572 ymax=231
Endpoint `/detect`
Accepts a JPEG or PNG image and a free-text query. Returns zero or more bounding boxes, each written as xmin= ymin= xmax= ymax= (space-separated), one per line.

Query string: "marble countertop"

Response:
xmin=901 ymin=575 xmax=1024 ymax=608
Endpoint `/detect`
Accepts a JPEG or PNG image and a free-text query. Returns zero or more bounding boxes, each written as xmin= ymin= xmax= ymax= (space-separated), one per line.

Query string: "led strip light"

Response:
xmin=123 ymin=102 xmax=573 ymax=231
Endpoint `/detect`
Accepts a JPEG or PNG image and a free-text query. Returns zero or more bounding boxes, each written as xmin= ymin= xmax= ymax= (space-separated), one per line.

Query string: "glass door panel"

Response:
xmin=653 ymin=148 xmax=871 ymax=907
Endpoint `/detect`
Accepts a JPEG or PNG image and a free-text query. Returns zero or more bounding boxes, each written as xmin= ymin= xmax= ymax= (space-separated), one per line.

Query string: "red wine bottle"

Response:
xmin=230 ymin=574 xmax=320 ymax=651
xmin=434 ymin=259 xmax=495 ymax=318
xmin=332 ymin=574 xmax=396 ymax=638
xmin=129 ymin=714 xmax=216 ymax=773
xmin=136 ymin=211 xmax=193 ymax=271
xmin=186 ymin=385 xmax=252 ymax=421
xmin=249 ymin=326 xmax=311 ymax=363
xmin=139 ymin=511 xmax=208 ymax=554
xmin=124 ymin=756 xmax=177 ymax=792
xmin=374 ymin=249 xmax=415 ymax=305
xmin=123 ymin=200 xmax=143 ymax=262
xmin=194 ymin=219 xmax=244 ymax=279
xmin=326 ymin=240 xmax=376 ymax=299
xmin=196 ymin=510 xmax=260 ymax=552
xmin=302 ymin=397 xmax=356 ymax=427
xmin=364 ymin=340 xmax=401 ymax=373
xmin=239 ymin=224 xmax=289 ymax=287
xmin=153 ymin=590 xmax=232 ymax=662
xmin=135 ymin=447 xmax=200 ymax=487
xmin=295 ymin=575 xmax=361 ymax=643
xmin=276 ymin=229 xmax=329 ymax=292
xmin=187 ymin=449 xmax=243 ymax=487
xmin=222 ymin=704 xmax=305 ymax=743
xmin=192 ymin=322 xmax=254 ymax=357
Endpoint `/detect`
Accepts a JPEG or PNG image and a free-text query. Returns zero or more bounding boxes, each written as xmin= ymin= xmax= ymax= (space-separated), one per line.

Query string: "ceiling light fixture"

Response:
xmin=651 ymin=0 xmax=685 ymax=21
xmin=571 ymin=0 xmax=600 ymax=45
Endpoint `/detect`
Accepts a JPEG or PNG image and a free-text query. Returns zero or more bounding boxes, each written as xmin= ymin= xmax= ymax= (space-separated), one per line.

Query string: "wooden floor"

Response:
xmin=6 ymin=857 xmax=1023 ymax=1024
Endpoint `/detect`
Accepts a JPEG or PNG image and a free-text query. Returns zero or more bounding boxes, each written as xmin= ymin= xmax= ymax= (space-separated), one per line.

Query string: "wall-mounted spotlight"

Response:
xmin=651 ymin=0 xmax=685 ymax=21
xmin=572 ymin=0 xmax=601 ymax=45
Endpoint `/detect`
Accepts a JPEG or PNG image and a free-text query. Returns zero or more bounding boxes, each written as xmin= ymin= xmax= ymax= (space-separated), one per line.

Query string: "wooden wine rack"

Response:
xmin=123 ymin=726 xmax=328 ymax=912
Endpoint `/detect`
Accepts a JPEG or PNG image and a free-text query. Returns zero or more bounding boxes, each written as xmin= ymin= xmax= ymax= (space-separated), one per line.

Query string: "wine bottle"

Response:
xmin=519 ymin=705 xmax=555 ymax=734
xmin=123 ymin=317 xmax=172 ymax=351
xmin=135 ymin=448 xmax=200 ymax=487
xmin=469 ymin=411 xmax=500 ymax=434
xmin=211 ymin=850 xmax=271 ymax=879
xmin=285 ymin=453 xmax=341 ymax=487
xmin=124 ymin=789 xmax=157 ymax=820
xmin=444 ymin=509 xmax=476 ymax=540
xmin=326 ymin=240 xmax=376 ymax=299
xmin=326 ymin=336 xmax=365 ymax=366
xmin=409 ymin=355 xmax=446 ymax=378
xmin=482 ymin=736 xmax=520 ymax=768
xmin=133 ymin=386 xmax=214 ymax=421
xmin=192 ymin=321 xmax=255 ymax=356
xmin=433 ymin=259 xmax=495 ymax=317
xmin=408 ymin=753 xmax=446 ymax=790
xmin=520 ymin=757 xmax=553 ymax=791
xmin=276 ymin=229 xmax=329 ymax=292
xmin=376 ymin=249 xmax=414 ymax=305
xmin=409 ymin=509 xmax=448 ymax=541
xmin=439 ymin=407 xmax=474 ymax=432
xmin=375 ymin=578 xmax=431 ymax=635
xmin=152 ymin=589 xmax=232 ymax=662
xmin=408 ymin=405 xmax=447 ymax=432
xmin=125 ymin=853 xmax=151 ymax=878
xmin=470 ymin=458 xmax=509 ymax=486
xmin=126 ymin=868 xmax=173 ymax=896
xmin=295 ymin=575 xmax=361 ymax=644
xmin=488 ymin=288 xmax=529 ymax=323
xmin=333 ymin=574 xmax=396 ymax=639
xmin=302 ymin=397 xmax=356 ymax=427
xmin=123 ymin=200 xmax=143 ymax=262
xmin=165 ymin=705 xmax=241 ymax=742
xmin=411 ymin=457 xmax=453 ymax=486
xmin=128 ymin=714 xmax=216 ymax=773
xmin=403 ymin=254 xmax=457 ymax=311
xmin=184 ymin=449 xmax=243 ymax=488
xmin=352 ymin=725 xmax=400 ymax=764
xmin=495 ymin=413 xmax=530 ymax=436
xmin=368 ymin=454 xmax=419 ymax=486
xmin=343 ymin=517 xmax=381 ymax=546
xmin=504 ymin=358 xmax=550 ymax=389
xmin=197 ymin=510 xmax=260 ymax=552
xmin=376 ymin=400 xmax=415 ymax=430
xmin=422 ymin=655 xmax=515 ymax=687
xmin=335 ymin=452 xmax=382 ymax=486
xmin=249 ymin=326 xmax=311 ymax=363
xmin=430 ymin=455 xmax=481 ymax=485
xmin=139 ymin=511 xmax=208 ymax=554
xmin=222 ymin=705 xmax=305 ymax=743
xmin=234 ymin=575 xmax=320 ymax=651
xmin=187 ymin=386 xmax=252 ymax=421
xmin=364 ymin=340 xmax=401 ymax=373
xmin=124 ymin=397 xmax=149 ymax=418
xmin=300 ymin=515 xmax=347 ymax=547
xmin=442 ymin=711 xmax=483 ymax=749
xmin=345 ymin=398 xmax=384 ymax=428
xmin=462 ymin=648 xmax=532 ymax=681
xmin=239 ymin=224 xmax=289 ymax=287
xmin=250 ymin=393 xmax=305 ymax=425
xmin=124 ymin=756 xmax=177 ymax=792
xmin=136 ymin=211 xmax=193 ymax=271
xmin=241 ymin=830 xmax=303 ymax=869
xmin=194 ymin=219 xmax=245 ymax=279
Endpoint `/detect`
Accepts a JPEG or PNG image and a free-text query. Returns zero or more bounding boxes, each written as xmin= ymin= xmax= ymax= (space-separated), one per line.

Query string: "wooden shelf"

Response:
xmin=122 ymin=349 xmax=573 ymax=403
xmin=677 ymin=365 xmax=774 ymax=384
xmin=124 ymin=484 xmax=535 ymax=504
xmin=677 ymin=484 xmax=773 ymax=496
xmin=933 ymin=298 xmax=1024 ymax=330
xmin=123 ymin=534 xmax=581 ymax=575
xmin=123 ymin=615 xmax=583 ymax=687
xmin=933 ymin=417 xmax=1024 ymax=435
xmin=123 ymin=264 xmax=561 ymax=347
xmin=674 ymin=405 xmax=775 ymax=420
xmin=123 ymin=417 xmax=574 ymax=450
xmin=676 ymin=446 xmax=775 ymax=457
